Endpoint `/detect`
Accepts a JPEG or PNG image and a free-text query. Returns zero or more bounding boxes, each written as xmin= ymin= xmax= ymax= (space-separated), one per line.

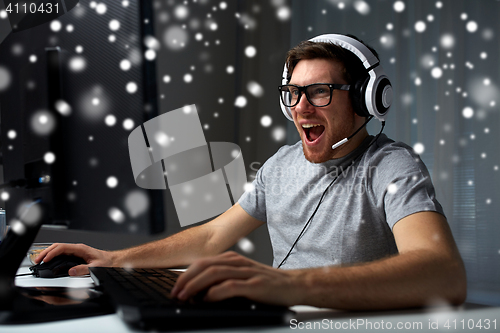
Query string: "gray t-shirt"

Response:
xmin=238 ymin=134 xmax=444 ymax=269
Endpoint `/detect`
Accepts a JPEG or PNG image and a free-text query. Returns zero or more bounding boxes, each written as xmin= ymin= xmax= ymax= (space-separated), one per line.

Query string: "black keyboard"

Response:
xmin=89 ymin=266 xmax=293 ymax=330
xmin=105 ymin=267 xmax=180 ymax=305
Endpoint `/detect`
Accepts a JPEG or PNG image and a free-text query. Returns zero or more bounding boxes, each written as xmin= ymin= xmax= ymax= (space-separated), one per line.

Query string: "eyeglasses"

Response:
xmin=278 ymin=83 xmax=351 ymax=108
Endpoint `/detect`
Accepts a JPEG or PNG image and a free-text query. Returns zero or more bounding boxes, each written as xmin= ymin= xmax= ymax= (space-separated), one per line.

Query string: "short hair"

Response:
xmin=284 ymin=34 xmax=379 ymax=85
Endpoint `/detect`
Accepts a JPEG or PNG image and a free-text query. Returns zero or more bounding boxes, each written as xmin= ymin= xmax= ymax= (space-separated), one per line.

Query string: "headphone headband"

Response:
xmin=309 ymin=34 xmax=379 ymax=70
xmin=280 ymin=34 xmax=393 ymax=122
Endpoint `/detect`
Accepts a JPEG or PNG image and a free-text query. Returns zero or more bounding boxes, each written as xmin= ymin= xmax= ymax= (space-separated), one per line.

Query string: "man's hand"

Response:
xmin=35 ymin=243 xmax=114 ymax=276
xmin=171 ymin=251 xmax=301 ymax=306
xmin=32 ymin=204 xmax=263 ymax=277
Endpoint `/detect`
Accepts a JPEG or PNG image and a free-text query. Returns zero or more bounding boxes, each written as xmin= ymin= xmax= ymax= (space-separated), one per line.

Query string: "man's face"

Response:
xmin=289 ymin=58 xmax=359 ymax=163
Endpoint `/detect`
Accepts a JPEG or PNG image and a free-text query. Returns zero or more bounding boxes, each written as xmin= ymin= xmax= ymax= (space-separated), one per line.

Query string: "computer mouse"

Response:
xmin=29 ymin=255 xmax=87 ymax=278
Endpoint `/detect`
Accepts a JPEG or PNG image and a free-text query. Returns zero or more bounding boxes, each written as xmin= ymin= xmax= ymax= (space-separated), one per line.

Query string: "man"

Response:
xmin=37 ymin=34 xmax=466 ymax=310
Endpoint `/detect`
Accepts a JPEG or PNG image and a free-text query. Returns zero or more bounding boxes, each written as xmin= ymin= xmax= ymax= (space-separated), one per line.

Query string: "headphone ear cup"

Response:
xmin=280 ymin=64 xmax=293 ymax=121
xmin=349 ymin=77 xmax=370 ymax=117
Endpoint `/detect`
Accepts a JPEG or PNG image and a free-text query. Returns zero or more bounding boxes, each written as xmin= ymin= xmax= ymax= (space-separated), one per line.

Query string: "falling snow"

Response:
xmin=260 ymin=115 xmax=272 ymax=127
xmin=466 ymin=21 xmax=478 ymax=33
xmin=272 ymin=126 xmax=286 ymax=142
xmin=31 ymin=111 xmax=56 ymax=135
xmin=109 ymin=19 xmax=120 ymax=31
xmin=94 ymin=4 xmax=106 ymax=15
xmin=144 ymin=49 xmax=156 ymax=60
xmin=183 ymin=73 xmax=193 ymax=83
xmin=431 ymin=67 xmax=443 ymax=79
xmin=353 ymin=1 xmax=370 ymax=15
xmin=387 ymin=183 xmax=398 ymax=194
xmin=413 ymin=143 xmax=425 ymax=155
xmin=69 ymin=56 xmax=86 ymax=72
xmin=106 ymin=176 xmax=118 ymax=188
xmin=120 ymin=59 xmax=131 ymax=71
xmin=244 ymin=45 xmax=257 ymax=58
xmin=440 ymin=34 xmax=455 ymax=49
xmin=415 ymin=21 xmax=426 ymax=33
xmin=55 ymin=100 xmax=72 ymax=116
xmin=126 ymin=82 xmax=138 ymax=93
xmin=44 ymin=152 xmax=56 ymax=164
xmin=50 ymin=20 xmax=62 ymax=32
xmin=123 ymin=119 xmax=134 ymax=130
xmin=237 ymin=237 xmax=255 ymax=254
xmin=234 ymin=96 xmax=247 ymax=108
xmin=393 ymin=1 xmax=405 ymax=12
xmin=124 ymin=190 xmax=150 ymax=218
xmin=109 ymin=207 xmax=125 ymax=223
xmin=247 ymin=81 xmax=264 ymax=97
xmin=7 ymin=130 xmax=16 ymax=139
xmin=105 ymin=115 xmax=116 ymax=126
xmin=462 ymin=107 xmax=474 ymax=119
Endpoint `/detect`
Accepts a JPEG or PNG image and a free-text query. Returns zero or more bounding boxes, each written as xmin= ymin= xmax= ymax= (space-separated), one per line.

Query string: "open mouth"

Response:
xmin=302 ymin=124 xmax=325 ymax=143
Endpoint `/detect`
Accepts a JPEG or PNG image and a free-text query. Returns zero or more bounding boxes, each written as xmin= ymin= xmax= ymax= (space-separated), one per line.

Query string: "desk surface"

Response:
xmin=3 ymin=267 xmax=499 ymax=333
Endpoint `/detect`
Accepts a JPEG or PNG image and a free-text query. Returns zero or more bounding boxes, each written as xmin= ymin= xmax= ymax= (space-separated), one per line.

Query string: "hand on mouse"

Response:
xmin=35 ymin=243 xmax=115 ymax=276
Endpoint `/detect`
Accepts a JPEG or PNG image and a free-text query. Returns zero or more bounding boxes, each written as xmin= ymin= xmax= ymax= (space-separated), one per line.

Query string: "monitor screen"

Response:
xmin=0 ymin=0 xmax=165 ymax=234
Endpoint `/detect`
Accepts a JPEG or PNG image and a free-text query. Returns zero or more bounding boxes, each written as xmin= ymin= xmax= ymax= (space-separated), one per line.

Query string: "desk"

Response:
xmin=2 ymin=267 xmax=500 ymax=332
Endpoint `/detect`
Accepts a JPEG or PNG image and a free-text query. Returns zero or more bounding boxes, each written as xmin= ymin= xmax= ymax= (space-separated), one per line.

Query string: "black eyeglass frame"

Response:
xmin=278 ymin=83 xmax=351 ymax=108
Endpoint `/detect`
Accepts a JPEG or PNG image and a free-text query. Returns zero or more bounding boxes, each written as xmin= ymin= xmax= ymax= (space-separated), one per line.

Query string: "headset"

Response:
xmin=280 ymin=34 xmax=393 ymax=123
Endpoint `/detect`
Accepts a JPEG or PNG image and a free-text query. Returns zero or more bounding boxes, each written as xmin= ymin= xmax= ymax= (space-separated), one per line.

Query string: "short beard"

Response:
xmin=301 ymin=113 xmax=357 ymax=163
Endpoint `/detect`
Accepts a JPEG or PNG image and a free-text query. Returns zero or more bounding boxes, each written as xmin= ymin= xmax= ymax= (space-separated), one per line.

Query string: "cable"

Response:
xmin=347 ymin=116 xmax=374 ymax=141
xmin=277 ymin=121 xmax=385 ymax=268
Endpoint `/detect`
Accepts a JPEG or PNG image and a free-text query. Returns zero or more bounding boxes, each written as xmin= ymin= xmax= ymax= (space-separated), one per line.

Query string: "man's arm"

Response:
xmin=294 ymin=211 xmax=466 ymax=309
xmin=35 ymin=203 xmax=264 ymax=276
xmin=172 ymin=211 xmax=467 ymax=310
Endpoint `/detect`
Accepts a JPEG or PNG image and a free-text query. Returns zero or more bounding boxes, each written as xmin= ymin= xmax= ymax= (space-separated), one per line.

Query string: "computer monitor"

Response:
xmin=0 ymin=1 xmax=165 ymax=234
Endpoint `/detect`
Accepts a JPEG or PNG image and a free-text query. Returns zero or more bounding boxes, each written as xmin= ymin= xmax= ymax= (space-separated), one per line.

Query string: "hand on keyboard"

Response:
xmin=170 ymin=251 xmax=300 ymax=306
